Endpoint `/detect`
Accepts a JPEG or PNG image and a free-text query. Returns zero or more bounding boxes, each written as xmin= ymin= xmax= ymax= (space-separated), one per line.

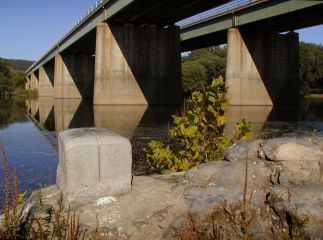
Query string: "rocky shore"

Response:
xmin=5 ymin=136 xmax=323 ymax=239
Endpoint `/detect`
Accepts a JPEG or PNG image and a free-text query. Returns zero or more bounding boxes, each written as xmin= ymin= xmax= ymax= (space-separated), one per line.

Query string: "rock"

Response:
xmin=255 ymin=137 xmax=323 ymax=185
xmin=26 ymin=204 xmax=52 ymax=222
xmin=224 ymin=140 xmax=262 ymax=161
xmin=269 ymin=185 xmax=323 ymax=239
xmin=261 ymin=137 xmax=323 ymax=161
xmin=9 ymin=136 xmax=323 ymax=239
xmin=57 ymin=128 xmax=132 ymax=206
xmin=278 ymin=158 xmax=321 ymax=185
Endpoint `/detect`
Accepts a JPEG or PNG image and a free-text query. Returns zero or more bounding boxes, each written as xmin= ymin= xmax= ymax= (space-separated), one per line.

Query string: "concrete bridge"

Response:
xmin=25 ymin=0 xmax=323 ymax=106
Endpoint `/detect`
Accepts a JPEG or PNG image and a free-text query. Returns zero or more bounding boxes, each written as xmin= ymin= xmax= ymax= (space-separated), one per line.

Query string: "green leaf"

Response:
xmin=184 ymin=125 xmax=198 ymax=138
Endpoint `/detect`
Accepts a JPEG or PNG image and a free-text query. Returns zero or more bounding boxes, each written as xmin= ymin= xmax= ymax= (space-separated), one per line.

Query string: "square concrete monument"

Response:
xmin=57 ymin=128 xmax=132 ymax=205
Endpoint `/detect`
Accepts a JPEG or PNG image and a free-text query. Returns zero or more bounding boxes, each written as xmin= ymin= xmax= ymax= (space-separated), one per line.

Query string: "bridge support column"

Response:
xmin=225 ymin=28 xmax=300 ymax=106
xmin=25 ymin=75 xmax=31 ymax=90
xmin=54 ymin=54 xmax=94 ymax=99
xmin=94 ymin=23 xmax=182 ymax=105
xmin=39 ymin=65 xmax=54 ymax=97
xmin=30 ymin=72 xmax=39 ymax=90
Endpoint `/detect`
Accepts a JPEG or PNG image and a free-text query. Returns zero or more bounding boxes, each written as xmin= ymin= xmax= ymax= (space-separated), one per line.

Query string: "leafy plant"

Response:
xmin=146 ymin=76 xmax=252 ymax=173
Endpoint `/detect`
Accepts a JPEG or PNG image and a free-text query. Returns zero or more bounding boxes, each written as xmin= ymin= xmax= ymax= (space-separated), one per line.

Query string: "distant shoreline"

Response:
xmin=308 ymin=94 xmax=323 ymax=98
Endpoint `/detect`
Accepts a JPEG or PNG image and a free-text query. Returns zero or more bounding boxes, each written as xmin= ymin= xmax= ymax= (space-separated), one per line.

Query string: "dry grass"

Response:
xmin=0 ymin=141 xmax=84 ymax=240
xmin=1 ymin=141 xmax=18 ymax=239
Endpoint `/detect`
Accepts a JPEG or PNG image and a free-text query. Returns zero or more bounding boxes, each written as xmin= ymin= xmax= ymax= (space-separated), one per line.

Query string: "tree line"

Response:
xmin=182 ymin=42 xmax=323 ymax=95
xmin=0 ymin=59 xmax=27 ymax=95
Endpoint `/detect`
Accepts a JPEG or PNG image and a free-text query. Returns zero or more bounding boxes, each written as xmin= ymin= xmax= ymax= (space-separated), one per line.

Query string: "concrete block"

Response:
xmin=57 ymin=128 xmax=132 ymax=205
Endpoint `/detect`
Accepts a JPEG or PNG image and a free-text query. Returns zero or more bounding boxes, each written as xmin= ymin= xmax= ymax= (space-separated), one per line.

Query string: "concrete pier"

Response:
xmin=54 ymin=54 xmax=94 ymax=99
xmin=25 ymin=75 xmax=31 ymax=90
xmin=39 ymin=64 xmax=54 ymax=97
xmin=30 ymin=72 xmax=39 ymax=90
xmin=94 ymin=23 xmax=182 ymax=105
xmin=225 ymin=28 xmax=300 ymax=106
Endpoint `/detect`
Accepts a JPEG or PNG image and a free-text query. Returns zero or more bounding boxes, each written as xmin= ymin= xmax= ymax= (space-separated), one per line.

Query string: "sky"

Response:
xmin=0 ymin=0 xmax=322 ymax=61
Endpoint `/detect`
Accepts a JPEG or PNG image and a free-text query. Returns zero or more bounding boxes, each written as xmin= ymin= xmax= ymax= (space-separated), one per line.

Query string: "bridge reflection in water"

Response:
xmin=25 ymin=96 xmax=323 ymax=174
xmin=26 ymin=97 xmax=323 ymax=138
xmin=26 ymin=98 xmax=149 ymax=139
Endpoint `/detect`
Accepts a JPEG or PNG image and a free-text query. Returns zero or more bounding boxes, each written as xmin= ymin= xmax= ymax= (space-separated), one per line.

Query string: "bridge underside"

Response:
xmin=26 ymin=0 xmax=323 ymax=106
xmin=107 ymin=0 xmax=229 ymax=25
xmin=181 ymin=0 xmax=323 ymax=51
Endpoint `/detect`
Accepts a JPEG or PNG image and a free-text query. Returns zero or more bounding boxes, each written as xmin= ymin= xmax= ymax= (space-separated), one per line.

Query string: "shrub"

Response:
xmin=145 ymin=76 xmax=252 ymax=173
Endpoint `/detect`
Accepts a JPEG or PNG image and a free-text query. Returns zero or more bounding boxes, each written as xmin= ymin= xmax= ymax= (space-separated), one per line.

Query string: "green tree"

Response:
xmin=182 ymin=61 xmax=208 ymax=93
xmin=299 ymin=42 xmax=323 ymax=94
xmin=0 ymin=60 xmax=13 ymax=93
xmin=182 ymin=46 xmax=226 ymax=93
xmin=11 ymin=71 xmax=27 ymax=88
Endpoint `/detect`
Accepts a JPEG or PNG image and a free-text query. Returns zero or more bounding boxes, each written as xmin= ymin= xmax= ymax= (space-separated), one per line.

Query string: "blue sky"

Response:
xmin=0 ymin=1 xmax=322 ymax=61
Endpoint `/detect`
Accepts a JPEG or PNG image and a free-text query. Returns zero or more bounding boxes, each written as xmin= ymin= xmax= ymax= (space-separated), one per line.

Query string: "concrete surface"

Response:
xmin=57 ymin=128 xmax=132 ymax=206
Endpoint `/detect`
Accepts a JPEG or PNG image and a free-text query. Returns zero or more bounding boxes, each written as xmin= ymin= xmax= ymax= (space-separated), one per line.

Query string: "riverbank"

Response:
xmin=12 ymin=88 xmax=37 ymax=97
xmin=4 ymin=135 xmax=323 ymax=239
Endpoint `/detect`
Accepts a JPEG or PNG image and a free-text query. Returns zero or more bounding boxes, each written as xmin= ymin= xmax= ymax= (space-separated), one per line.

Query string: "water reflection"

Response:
xmin=34 ymin=98 xmax=149 ymax=139
xmin=54 ymin=99 xmax=83 ymax=132
xmin=1 ymin=96 xmax=323 ymax=204
xmin=94 ymin=105 xmax=147 ymax=139
xmin=0 ymin=97 xmax=28 ymax=129
xmin=226 ymin=105 xmax=273 ymax=135
xmin=0 ymin=97 xmax=57 ymax=203
xmin=29 ymin=97 xmax=323 ymax=141
xmin=38 ymin=98 xmax=54 ymax=130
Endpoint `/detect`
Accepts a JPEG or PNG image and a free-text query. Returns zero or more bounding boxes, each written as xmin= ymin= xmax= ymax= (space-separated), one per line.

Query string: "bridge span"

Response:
xmin=26 ymin=0 xmax=323 ymax=106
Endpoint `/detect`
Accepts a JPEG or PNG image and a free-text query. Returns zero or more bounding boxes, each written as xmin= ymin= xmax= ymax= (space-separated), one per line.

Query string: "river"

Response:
xmin=0 ymin=96 xmax=323 ymax=202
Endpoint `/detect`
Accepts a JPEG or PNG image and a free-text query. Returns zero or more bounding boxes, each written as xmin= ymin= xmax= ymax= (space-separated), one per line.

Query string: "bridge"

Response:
xmin=25 ymin=0 xmax=323 ymax=106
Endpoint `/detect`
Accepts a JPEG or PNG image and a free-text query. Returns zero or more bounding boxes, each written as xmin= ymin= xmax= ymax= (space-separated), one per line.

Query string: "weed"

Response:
xmin=146 ymin=77 xmax=252 ymax=173
xmin=0 ymin=141 xmax=84 ymax=240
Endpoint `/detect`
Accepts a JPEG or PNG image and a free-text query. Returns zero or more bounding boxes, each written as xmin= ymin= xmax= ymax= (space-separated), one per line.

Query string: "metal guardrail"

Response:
xmin=54 ymin=0 xmax=105 ymax=47
xmin=27 ymin=0 xmax=109 ymax=72
xmin=177 ymin=0 xmax=259 ymax=27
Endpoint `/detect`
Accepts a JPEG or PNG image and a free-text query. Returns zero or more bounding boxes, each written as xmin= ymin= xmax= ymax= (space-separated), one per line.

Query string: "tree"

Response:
xmin=11 ymin=71 xmax=27 ymax=88
xmin=182 ymin=61 xmax=208 ymax=93
xmin=0 ymin=58 xmax=29 ymax=94
xmin=182 ymin=46 xmax=227 ymax=93
xmin=299 ymin=42 xmax=323 ymax=94
xmin=0 ymin=60 xmax=13 ymax=93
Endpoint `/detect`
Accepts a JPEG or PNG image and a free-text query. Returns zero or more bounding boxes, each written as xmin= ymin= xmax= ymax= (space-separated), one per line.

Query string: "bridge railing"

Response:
xmin=55 ymin=0 xmax=263 ymax=49
xmin=177 ymin=0 xmax=260 ymax=28
xmin=53 ymin=0 xmax=107 ymax=48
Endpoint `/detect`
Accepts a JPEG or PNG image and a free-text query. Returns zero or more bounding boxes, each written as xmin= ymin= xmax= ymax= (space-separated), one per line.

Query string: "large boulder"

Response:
xmin=168 ymin=137 xmax=323 ymax=240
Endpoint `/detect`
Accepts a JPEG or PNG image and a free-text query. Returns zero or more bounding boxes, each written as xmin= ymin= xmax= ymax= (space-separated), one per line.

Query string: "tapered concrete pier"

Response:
xmin=39 ymin=64 xmax=54 ymax=97
xmin=225 ymin=28 xmax=300 ymax=106
xmin=30 ymin=72 xmax=39 ymax=90
xmin=54 ymin=54 xmax=94 ymax=99
xmin=25 ymin=75 xmax=31 ymax=90
xmin=94 ymin=23 xmax=182 ymax=105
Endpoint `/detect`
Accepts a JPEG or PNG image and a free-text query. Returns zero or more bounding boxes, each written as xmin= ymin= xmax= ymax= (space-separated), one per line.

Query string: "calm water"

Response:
xmin=0 ymin=96 xmax=323 ymax=203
